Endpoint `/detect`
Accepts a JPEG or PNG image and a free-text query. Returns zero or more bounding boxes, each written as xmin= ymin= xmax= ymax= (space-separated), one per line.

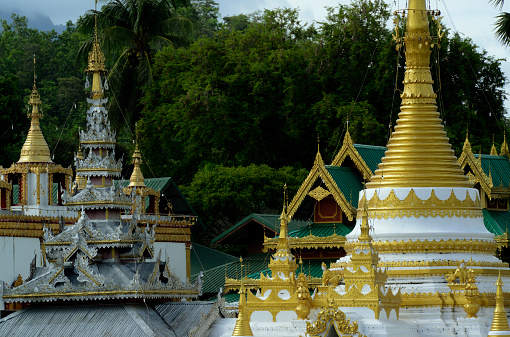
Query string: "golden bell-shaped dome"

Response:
xmin=18 ymin=78 xmax=52 ymax=163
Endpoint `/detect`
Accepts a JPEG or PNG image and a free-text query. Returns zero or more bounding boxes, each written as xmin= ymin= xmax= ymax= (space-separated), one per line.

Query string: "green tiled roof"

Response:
xmin=475 ymin=154 xmax=510 ymax=188
xmin=483 ymin=209 xmax=510 ymax=236
xmin=212 ymin=214 xmax=308 ymax=244
xmin=191 ymin=256 xmax=271 ymax=294
xmin=325 ymin=166 xmax=364 ymax=208
xmin=190 ymin=243 xmax=238 ymax=276
xmin=353 ymin=144 xmax=386 ymax=174
xmin=288 ymin=222 xmax=354 ymax=238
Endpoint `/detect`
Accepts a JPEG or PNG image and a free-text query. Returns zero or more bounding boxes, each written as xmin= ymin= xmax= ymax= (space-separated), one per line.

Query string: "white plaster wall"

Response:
xmin=154 ymin=242 xmax=187 ymax=282
xmin=0 ymin=237 xmax=41 ymax=286
xmin=26 ymin=172 xmax=48 ymax=206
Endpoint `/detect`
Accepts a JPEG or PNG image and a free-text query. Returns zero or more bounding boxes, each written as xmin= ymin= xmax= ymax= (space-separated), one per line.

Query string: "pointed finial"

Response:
xmin=317 ymin=133 xmax=320 ymax=152
xmin=359 ymin=197 xmax=372 ymax=242
xmin=501 ymin=132 xmax=510 ymax=157
xmin=489 ymin=270 xmax=510 ymax=334
xmin=18 ymin=55 xmax=52 ymax=163
xmin=86 ymin=0 xmax=107 ymax=100
xmin=491 ymin=134 xmax=498 ymax=156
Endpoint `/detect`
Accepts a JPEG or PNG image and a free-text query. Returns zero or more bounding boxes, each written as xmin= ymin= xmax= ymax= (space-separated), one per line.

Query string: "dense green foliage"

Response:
xmin=0 ymin=15 xmax=88 ymax=168
xmin=77 ymin=0 xmax=193 ymax=131
xmin=0 ymin=0 xmax=507 ymax=240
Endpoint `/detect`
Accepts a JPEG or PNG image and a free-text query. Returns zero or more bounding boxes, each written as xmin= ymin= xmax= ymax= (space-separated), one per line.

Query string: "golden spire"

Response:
xmin=489 ymin=272 xmax=510 ymax=336
xmin=128 ymin=125 xmax=146 ymax=187
xmin=366 ymin=0 xmax=471 ymax=188
xmin=491 ymin=135 xmax=498 ymax=155
xmin=85 ymin=1 xmax=107 ymax=100
xmin=501 ymin=133 xmax=510 ymax=157
xmin=463 ymin=127 xmax=471 ymax=153
xmin=358 ymin=198 xmax=372 ymax=242
xmin=231 ymin=279 xmax=254 ymax=336
xmin=18 ymin=56 xmax=52 ymax=163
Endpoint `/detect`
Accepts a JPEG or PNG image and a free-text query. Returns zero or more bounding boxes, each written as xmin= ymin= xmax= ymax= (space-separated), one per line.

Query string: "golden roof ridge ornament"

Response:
xmin=86 ymin=0 xmax=108 ymax=101
xmin=491 ymin=135 xmax=498 ymax=155
xmin=501 ymin=132 xmax=510 ymax=157
xmin=488 ymin=271 xmax=510 ymax=336
xmin=18 ymin=55 xmax=52 ymax=163
xmin=128 ymin=124 xmax=146 ymax=187
xmin=366 ymin=0 xmax=471 ymax=188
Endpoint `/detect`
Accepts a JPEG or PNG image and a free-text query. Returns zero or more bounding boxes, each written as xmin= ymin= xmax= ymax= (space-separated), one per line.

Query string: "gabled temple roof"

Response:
xmin=353 ymin=144 xmax=387 ymax=175
xmin=211 ymin=213 xmax=307 ymax=245
xmin=190 ymin=242 xmax=238 ymax=276
xmin=484 ymin=209 xmax=510 ymax=236
xmin=325 ymin=166 xmax=364 ymax=209
xmin=475 ymin=154 xmax=510 ymax=189
xmin=458 ymin=135 xmax=510 ymax=198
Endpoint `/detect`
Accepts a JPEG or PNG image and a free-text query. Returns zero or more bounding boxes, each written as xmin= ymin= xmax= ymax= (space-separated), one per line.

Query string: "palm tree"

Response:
xmin=78 ymin=0 xmax=192 ymax=131
xmin=491 ymin=0 xmax=510 ymax=46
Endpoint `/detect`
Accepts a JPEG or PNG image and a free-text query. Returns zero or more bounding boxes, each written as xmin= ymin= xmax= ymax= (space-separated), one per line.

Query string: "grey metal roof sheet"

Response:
xmin=155 ymin=301 xmax=215 ymax=337
xmin=0 ymin=304 xmax=176 ymax=337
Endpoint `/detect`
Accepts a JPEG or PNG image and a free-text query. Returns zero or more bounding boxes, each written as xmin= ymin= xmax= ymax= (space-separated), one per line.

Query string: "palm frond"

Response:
xmin=494 ymin=12 xmax=510 ymax=46
xmin=160 ymin=16 xmax=193 ymax=37
xmin=149 ymin=35 xmax=175 ymax=51
xmin=490 ymin=0 xmax=505 ymax=10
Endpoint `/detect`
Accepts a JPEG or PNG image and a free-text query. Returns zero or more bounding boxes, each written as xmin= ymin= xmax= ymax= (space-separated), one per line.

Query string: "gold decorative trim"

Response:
xmin=308 ymin=186 xmax=331 ymax=201
xmin=330 ymin=129 xmax=373 ymax=179
xmin=359 ymin=188 xmax=482 ymax=220
xmin=262 ymin=233 xmax=346 ymax=251
xmin=345 ymin=238 xmax=497 ymax=255
xmin=287 ymin=151 xmax=356 ymax=221
xmin=458 ymin=137 xmax=495 ymax=198
xmin=306 ymin=306 xmax=364 ymax=337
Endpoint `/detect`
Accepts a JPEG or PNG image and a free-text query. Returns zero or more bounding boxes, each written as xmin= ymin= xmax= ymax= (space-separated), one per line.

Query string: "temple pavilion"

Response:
xmin=208 ymin=0 xmax=510 ymax=336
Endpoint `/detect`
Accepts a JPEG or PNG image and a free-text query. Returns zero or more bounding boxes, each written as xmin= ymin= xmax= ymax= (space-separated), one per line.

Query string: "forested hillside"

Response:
xmin=0 ymin=0 xmax=506 ymax=240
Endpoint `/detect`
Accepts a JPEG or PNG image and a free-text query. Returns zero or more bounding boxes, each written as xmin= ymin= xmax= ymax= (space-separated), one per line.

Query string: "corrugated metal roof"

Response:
xmin=289 ymin=222 xmax=354 ymax=238
xmin=483 ymin=209 xmax=510 ymax=236
xmin=212 ymin=214 xmax=308 ymax=244
xmin=325 ymin=166 xmax=364 ymax=208
xmin=190 ymin=242 xmax=238 ymax=276
xmin=155 ymin=301 xmax=215 ymax=337
xmin=475 ymin=154 xmax=510 ymax=187
xmin=353 ymin=144 xmax=386 ymax=174
xmin=0 ymin=304 xmax=176 ymax=337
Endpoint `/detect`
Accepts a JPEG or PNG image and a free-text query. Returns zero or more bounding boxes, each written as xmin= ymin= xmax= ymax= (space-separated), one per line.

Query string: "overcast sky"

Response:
xmin=3 ymin=0 xmax=510 ymax=112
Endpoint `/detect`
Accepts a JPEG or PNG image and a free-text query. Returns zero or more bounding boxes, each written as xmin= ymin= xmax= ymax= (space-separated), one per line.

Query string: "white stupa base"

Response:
xmin=207 ymin=306 xmax=499 ymax=337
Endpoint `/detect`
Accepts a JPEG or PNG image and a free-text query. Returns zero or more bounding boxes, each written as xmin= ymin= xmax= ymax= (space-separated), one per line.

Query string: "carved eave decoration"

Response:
xmin=358 ymin=188 xmax=482 ymax=220
xmin=330 ymin=129 xmax=373 ymax=178
xmin=496 ymin=231 xmax=509 ymax=248
xmin=0 ymin=180 xmax=12 ymax=191
xmin=1 ymin=162 xmax=72 ymax=176
xmin=458 ymin=138 xmax=496 ymax=198
xmin=287 ymin=151 xmax=356 ymax=221
xmin=262 ymin=233 xmax=347 ymax=252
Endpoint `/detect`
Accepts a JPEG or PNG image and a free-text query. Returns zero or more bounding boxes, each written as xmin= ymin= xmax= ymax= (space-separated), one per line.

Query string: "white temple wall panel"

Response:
xmin=0 ymin=237 xmax=40 ymax=286
xmin=154 ymin=241 xmax=186 ymax=281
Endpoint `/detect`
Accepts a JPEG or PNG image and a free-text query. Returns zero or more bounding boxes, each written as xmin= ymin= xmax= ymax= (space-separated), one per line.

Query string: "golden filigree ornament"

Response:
xmin=295 ymin=272 xmax=312 ymax=320
xmin=308 ymin=186 xmax=331 ymax=202
xmin=306 ymin=305 xmax=364 ymax=337
xmin=463 ymin=269 xmax=481 ymax=318
xmin=358 ymin=188 xmax=482 ymax=220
